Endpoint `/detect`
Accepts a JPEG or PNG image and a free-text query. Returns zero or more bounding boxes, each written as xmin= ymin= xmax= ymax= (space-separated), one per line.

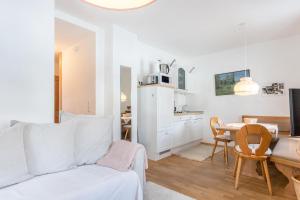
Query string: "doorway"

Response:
xmin=120 ymin=66 xmax=132 ymax=141
xmin=54 ymin=18 xmax=96 ymax=122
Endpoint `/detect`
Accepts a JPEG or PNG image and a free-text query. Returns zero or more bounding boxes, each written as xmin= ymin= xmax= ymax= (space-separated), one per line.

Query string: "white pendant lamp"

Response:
xmin=234 ymin=77 xmax=259 ymax=96
xmin=83 ymin=0 xmax=156 ymax=10
xmin=234 ymin=23 xmax=259 ymax=96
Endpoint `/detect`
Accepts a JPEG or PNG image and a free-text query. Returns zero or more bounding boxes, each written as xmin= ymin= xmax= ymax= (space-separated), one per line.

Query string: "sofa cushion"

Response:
xmin=0 ymin=165 xmax=142 ymax=200
xmin=0 ymin=124 xmax=32 ymax=188
xmin=24 ymin=120 xmax=76 ymax=175
xmin=61 ymin=112 xmax=113 ymax=165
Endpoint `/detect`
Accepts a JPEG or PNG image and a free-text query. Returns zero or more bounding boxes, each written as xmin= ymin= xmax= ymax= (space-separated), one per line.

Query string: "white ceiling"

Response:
xmin=55 ymin=18 xmax=94 ymax=51
xmin=56 ymin=0 xmax=300 ymax=57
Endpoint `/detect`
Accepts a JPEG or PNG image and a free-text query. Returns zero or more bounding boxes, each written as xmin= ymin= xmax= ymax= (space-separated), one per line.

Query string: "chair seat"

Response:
xmin=215 ymin=134 xmax=232 ymax=141
xmin=235 ymin=144 xmax=272 ymax=156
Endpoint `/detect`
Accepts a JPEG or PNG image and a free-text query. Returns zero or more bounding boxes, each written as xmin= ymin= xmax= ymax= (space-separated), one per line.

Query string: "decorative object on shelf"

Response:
xmin=169 ymin=59 xmax=176 ymax=68
xmin=234 ymin=23 xmax=259 ymax=96
xmin=83 ymin=0 xmax=155 ymax=10
xmin=178 ymin=68 xmax=186 ymax=90
xmin=215 ymin=69 xmax=250 ymax=96
xmin=262 ymin=83 xmax=285 ymax=95
xmin=188 ymin=67 xmax=196 ymax=73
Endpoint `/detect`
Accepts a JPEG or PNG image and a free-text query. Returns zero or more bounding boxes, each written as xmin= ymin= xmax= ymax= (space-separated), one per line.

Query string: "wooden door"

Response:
xmin=54 ymin=76 xmax=60 ymax=123
xmin=54 ymin=52 xmax=62 ymax=123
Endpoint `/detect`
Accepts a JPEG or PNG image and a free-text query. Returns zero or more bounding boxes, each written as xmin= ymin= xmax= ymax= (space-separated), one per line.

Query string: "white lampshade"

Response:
xmin=121 ymin=92 xmax=127 ymax=102
xmin=234 ymin=77 xmax=259 ymax=96
xmin=83 ymin=0 xmax=155 ymax=10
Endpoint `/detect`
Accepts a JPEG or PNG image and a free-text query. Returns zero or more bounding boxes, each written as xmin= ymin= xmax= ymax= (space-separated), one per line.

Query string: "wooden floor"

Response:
xmin=146 ymin=149 xmax=296 ymax=200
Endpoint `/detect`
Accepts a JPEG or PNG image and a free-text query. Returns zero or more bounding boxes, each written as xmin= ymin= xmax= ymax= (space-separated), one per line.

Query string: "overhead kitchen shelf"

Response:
xmin=174 ymin=89 xmax=195 ymax=95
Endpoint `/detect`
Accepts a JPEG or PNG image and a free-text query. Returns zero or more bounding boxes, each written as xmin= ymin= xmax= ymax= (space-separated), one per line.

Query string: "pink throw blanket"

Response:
xmin=97 ymin=140 xmax=148 ymax=171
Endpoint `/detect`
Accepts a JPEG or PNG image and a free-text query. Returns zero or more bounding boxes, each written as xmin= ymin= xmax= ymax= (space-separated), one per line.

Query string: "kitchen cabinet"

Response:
xmin=172 ymin=115 xmax=203 ymax=148
xmin=157 ymin=128 xmax=172 ymax=152
xmin=157 ymin=87 xmax=175 ymax=129
xmin=138 ymin=84 xmax=204 ymax=160
xmin=190 ymin=118 xmax=203 ymax=141
xmin=138 ymin=85 xmax=175 ymax=160
xmin=172 ymin=120 xmax=186 ymax=147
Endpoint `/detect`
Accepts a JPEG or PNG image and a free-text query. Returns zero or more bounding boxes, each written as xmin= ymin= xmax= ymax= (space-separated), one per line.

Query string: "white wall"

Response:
xmin=56 ymin=11 xmax=106 ymax=117
xmin=62 ymin=36 xmax=96 ymax=115
xmin=105 ymin=25 xmax=192 ymax=142
xmin=137 ymin=42 xmax=190 ymax=82
xmin=120 ymin=67 xmax=131 ymax=113
xmin=0 ymin=0 xmax=54 ymax=128
xmin=187 ymin=35 xmax=300 ymax=143
xmin=137 ymin=42 xmax=191 ymax=109
xmin=110 ymin=25 xmax=139 ymax=142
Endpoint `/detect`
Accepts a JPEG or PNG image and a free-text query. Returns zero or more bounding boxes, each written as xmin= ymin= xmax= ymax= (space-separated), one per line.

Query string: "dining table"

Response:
xmin=217 ymin=122 xmax=279 ymax=179
xmin=218 ymin=122 xmax=279 ymax=139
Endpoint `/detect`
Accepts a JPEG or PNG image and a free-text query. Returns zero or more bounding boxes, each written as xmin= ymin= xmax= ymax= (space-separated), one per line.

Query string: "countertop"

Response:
xmin=138 ymin=84 xmax=175 ymax=89
xmin=174 ymin=111 xmax=204 ymax=116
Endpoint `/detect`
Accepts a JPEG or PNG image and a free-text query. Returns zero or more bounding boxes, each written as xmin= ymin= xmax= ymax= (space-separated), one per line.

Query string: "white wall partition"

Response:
xmin=61 ymin=36 xmax=96 ymax=115
xmin=0 ymin=0 xmax=55 ymax=128
xmin=187 ymin=35 xmax=300 ymax=143
xmin=111 ymin=26 xmax=139 ymax=142
xmin=56 ymin=10 xmax=105 ymax=117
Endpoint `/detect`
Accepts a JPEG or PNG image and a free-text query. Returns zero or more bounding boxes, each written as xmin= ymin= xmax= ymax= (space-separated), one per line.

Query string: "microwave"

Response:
xmin=143 ymin=73 xmax=172 ymax=85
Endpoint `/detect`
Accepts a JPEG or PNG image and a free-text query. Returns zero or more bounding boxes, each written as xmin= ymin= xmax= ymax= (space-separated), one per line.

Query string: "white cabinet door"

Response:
xmin=184 ymin=119 xmax=193 ymax=143
xmin=157 ymin=129 xmax=172 ymax=153
xmin=157 ymin=87 xmax=174 ymax=129
xmin=172 ymin=121 xmax=185 ymax=148
xmin=191 ymin=118 xmax=203 ymax=141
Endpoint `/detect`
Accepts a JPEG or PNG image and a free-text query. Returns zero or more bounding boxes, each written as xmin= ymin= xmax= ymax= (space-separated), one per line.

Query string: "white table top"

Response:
xmin=272 ymin=137 xmax=300 ymax=163
xmin=219 ymin=122 xmax=279 ymax=137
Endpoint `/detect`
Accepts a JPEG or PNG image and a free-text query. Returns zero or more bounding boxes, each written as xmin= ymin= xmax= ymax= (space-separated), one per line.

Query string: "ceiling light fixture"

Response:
xmin=83 ymin=0 xmax=156 ymax=11
xmin=234 ymin=23 xmax=259 ymax=96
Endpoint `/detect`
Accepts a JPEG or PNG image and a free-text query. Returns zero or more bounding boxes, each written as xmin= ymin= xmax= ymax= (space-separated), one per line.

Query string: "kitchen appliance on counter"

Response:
xmin=160 ymin=64 xmax=170 ymax=74
xmin=143 ymin=73 xmax=173 ymax=85
xmin=156 ymin=59 xmax=176 ymax=74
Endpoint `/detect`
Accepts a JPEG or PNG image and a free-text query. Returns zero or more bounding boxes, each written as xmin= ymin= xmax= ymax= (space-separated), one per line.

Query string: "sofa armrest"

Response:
xmin=132 ymin=146 xmax=147 ymax=190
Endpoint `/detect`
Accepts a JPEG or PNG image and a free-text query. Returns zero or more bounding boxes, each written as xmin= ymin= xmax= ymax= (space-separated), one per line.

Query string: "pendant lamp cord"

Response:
xmin=244 ymin=23 xmax=248 ymax=77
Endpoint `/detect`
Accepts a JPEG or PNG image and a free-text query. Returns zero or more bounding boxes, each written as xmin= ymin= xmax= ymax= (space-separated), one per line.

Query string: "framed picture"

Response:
xmin=215 ymin=69 xmax=250 ymax=96
xmin=262 ymin=83 xmax=285 ymax=96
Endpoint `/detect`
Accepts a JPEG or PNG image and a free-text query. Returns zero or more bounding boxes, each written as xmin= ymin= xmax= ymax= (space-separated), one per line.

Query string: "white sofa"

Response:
xmin=0 ymin=114 xmax=146 ymax=200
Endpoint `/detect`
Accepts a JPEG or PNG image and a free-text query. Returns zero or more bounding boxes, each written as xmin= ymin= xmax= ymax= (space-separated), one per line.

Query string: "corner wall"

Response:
xmin=62 ymin=36 xmax=96 ymax=115
xmin=187 ymin=35 xmax=300 ymax=143
xmin=56 ymin=10 xmax=106 ymax=117
xmin=0 ymin=0 xmax=55 ymax=128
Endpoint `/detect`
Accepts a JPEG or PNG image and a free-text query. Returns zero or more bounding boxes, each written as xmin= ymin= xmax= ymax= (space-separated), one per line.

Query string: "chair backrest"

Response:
xmin=210 ymin=117 xmax=224 ymax=137
xmin=236 ymin=124 xmax=272 ymax=156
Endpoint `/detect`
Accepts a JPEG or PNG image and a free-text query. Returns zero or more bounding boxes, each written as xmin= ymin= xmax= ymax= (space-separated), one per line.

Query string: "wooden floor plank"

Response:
xmin=146 ymin=148 xmax=296 ymax=200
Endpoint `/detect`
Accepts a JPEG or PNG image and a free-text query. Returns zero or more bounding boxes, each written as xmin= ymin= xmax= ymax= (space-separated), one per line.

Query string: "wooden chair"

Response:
xmin=210 ymin=117 xmax=232 ymax=165
xmin=123 ymin=125 xmax=131 ymax=140
xmin=233 ymin=124 xmax=273 ymax=195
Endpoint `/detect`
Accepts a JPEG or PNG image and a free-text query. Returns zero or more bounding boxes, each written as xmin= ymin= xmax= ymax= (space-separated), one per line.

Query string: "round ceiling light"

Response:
xmin=83 ymin=0 xmax=156 ymax=10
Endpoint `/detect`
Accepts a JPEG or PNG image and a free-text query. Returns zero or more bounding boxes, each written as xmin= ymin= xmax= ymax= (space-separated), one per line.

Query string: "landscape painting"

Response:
xmin=215 ymin=69 xmax=250 ymax=96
